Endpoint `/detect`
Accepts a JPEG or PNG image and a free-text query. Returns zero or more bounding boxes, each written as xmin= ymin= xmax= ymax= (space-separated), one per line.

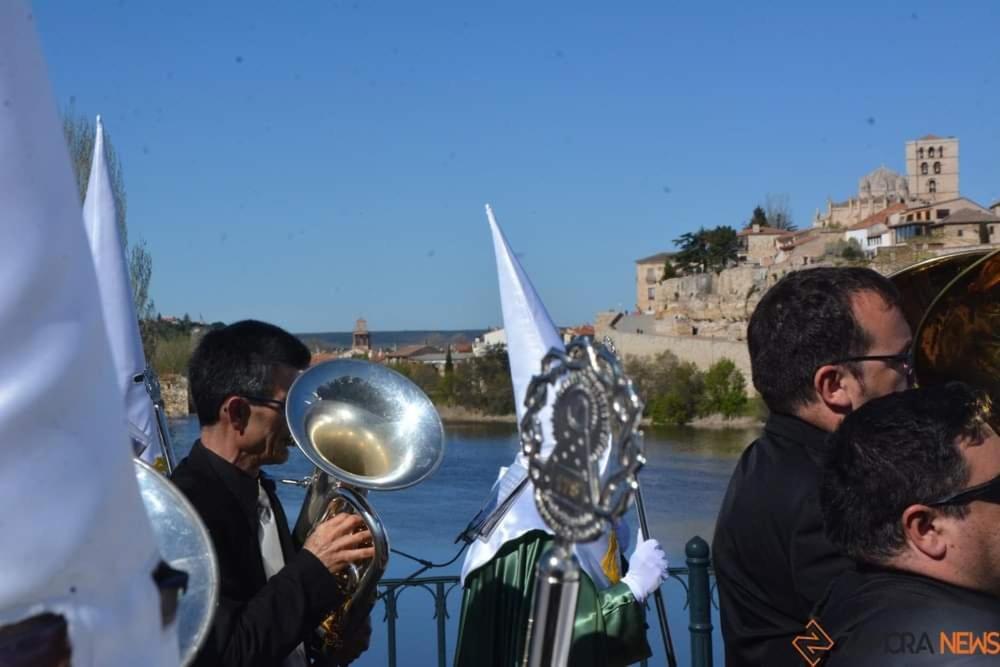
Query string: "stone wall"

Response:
xmin=598 ymin=328 xmax=753 ymax=385
xmin=160 ymin=374 xmax=191 ymax=417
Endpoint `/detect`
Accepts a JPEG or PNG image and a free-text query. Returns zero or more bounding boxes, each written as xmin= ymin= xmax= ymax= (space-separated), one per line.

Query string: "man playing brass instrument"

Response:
xmin=171 ymin=320 xmax=375 ymax=667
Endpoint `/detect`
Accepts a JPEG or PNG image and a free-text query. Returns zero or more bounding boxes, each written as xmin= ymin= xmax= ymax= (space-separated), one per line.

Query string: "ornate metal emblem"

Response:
xmin=520 ymin=337 xmax=645 ymax=543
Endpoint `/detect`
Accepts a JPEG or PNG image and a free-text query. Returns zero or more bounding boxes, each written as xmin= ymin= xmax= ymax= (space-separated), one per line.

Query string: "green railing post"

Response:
xmin=383 ymin=587 xmax=399 ymax=667
xmin=434 ymin=581 xmax=448 ymax=667
xmin=686 ymin=536 xmax=713 ymax=667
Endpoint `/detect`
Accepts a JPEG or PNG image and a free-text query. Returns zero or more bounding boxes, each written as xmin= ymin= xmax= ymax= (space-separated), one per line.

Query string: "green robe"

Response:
xmin=454 ymin=530 xmax=651 ymax=667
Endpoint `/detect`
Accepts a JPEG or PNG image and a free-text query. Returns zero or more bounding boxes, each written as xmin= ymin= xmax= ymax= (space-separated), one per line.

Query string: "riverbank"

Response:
xmin=438 ymin=404 xmax=763 ymax=430
xmin=161 ymin=376 xmax=762 ymax=430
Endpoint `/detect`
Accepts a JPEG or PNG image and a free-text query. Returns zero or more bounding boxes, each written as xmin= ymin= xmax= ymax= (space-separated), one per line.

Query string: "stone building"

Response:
xmin=737 ymin=224 xmax=786 ymax=265
xmin=906 ymin=135 xmax=959 ymax=202
xmin=634 ymin=252 xmax=673 ymax=313
xmin=814 ymin=165 xmax=909 ymax=228
xmin=815 ymin=135 xmax=961 ymax=228
xmin=844 ymin=203 xmax=906 ymax=255
xmin=889 ymin=196 xmax=990 ymax=243
xmin=929 ymin=208 xmax=1000 ymax=247
xmin=351 ymin=318 xmax=371 ymax=354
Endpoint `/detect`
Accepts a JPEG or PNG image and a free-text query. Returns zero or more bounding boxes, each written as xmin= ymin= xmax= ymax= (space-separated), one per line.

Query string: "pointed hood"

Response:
xmin=486 ymin=204 xmax=564 ymax=425
xmin=82 ymin=115 xmax=162 ymax=465
xmin=461 ymin=205 xmax=620 ymax=589
xmin=0 ymin=3 xmax=177 ymax=663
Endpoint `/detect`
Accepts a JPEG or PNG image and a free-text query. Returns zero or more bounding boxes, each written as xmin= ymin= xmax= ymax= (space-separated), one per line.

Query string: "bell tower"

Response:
xmin=352 ymin=318 xmax=371 ymax=353
xmin=906 ymin=135 xmax=959 ymax=203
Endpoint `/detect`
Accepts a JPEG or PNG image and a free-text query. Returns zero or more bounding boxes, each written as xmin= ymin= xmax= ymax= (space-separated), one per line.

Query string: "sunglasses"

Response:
xmin=928 ymin=472 xmax=1000 ymax=507
xmin=241 ymin=395 xmax=286 ymax=412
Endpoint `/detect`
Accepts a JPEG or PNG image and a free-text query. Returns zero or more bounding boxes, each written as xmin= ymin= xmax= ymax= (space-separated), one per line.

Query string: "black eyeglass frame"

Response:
xmin=927 ymin=472 xmax=1000 ymax=508
xmin=241 ymin=395 xmax=286 ymax=412
xmin=816 ymin=351 xmax=914 ymax=378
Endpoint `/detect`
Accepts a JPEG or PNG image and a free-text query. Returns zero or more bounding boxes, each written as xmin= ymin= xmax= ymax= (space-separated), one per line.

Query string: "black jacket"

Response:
xmin=171 ymin=441 xmax=344 ymax=667
xmin=712 ymin=413 xmax=853 ymax=666
xmin=814 ymin=567 xmax=1000 ymax=665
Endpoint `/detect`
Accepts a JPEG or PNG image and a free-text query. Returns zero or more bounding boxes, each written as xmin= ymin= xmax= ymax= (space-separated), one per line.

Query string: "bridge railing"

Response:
xmin=375 ymin=536 xmax=717 ymax=667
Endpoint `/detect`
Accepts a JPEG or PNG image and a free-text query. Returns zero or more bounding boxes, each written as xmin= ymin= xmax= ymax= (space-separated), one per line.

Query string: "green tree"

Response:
xmin=700 ymin=358 xmax=748 ymax=417
xmin=660 ymin=259 xmax=677 ymax=281
xmin=649 ymin=362 xmax=704 ymax=426
xmin=825 ymin=238 xmax=867 ymax=263
xmin=673 ymin=226 xmax=739 ymax=273
xmin=704 ymin=226 xmax=739 ymax=271
xmin=672 ymin=229 xmax=709 ymax=273
xmin=63 ymin=111 xmax=157 ymax=359
xmin=748 ymin=206 xmax=768 ymax=228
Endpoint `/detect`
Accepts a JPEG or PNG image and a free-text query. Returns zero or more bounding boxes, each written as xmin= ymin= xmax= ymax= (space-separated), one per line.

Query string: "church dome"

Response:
xmin=859 ymin=166 xmax=907 ymax=197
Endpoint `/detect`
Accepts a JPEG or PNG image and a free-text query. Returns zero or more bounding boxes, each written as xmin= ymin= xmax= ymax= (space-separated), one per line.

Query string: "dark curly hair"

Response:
xmin=188 ymin=320 xmax=310 ymax=426
xmin=748 ymin=267 xmax=902 ymax=414
xmin=820 ymin=382 xmax=988 ymax=564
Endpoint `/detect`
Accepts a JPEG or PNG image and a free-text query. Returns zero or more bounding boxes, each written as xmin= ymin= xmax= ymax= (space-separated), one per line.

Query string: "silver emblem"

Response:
xmin=520 ymin=337 xmax=644 ymax=543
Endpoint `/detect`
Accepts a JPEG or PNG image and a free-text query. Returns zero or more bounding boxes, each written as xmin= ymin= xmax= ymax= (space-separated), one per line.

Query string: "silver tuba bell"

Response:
xmin=284 ymin=359 xmax=446 ymax=656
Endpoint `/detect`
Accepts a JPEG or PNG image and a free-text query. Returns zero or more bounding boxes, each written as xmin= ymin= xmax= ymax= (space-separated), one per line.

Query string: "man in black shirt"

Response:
xmin=713 ymin=268 xmax=912 ymax=666
xmin=172 ymin=320 xmax=376 ymax=667
xmin=815 ymin=383 xmax=1000 ymax=665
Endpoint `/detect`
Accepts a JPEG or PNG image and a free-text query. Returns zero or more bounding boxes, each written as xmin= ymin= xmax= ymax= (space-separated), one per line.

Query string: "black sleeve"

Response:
xmin=790 ymin=491 xmax=854 ymax=615
xmin=198 ymin=549 xmax=344 ymax=667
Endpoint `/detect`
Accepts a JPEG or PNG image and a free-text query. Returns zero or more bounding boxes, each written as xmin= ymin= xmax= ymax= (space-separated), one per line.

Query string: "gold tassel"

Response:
xmin=601 ymin=531 xmax=621 ymax=584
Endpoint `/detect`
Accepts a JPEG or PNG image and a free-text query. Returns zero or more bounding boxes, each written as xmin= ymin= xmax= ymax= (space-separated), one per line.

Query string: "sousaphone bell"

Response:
xmin=285 ymin=359 xmax=446 ymax=657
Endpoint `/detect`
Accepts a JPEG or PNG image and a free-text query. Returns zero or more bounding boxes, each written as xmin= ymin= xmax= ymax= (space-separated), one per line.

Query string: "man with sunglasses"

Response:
xmin=713 ymin=267 xmax=912 ymax=666
xmin=815 ymin=383 xmax=1000 ymax=665
xmin=171 ymin=320 xmax=375 ymax=667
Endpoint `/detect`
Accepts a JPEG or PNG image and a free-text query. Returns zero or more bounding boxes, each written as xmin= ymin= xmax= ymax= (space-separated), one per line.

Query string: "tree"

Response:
xmin=673 ymin=226 xmax=739 ymax=274
xmin=63 ymin=111 xmax=157 ymax=359
xmin=672 ymin=229 xmax=710 ymax=273
xmin=703 ymin=226 xmax=739 ymax=271
xmin=748 ymin=206 xmax=768 ymax=229
xmin=660 ymin=259 xmax=677 ymax=281
xmin=700 ymin=359 xmax=748 ymax=417
xmin=825 ymin=238 xmax=866 ymax=263
xmin=763 ymin=193 xmax=797 ymax=231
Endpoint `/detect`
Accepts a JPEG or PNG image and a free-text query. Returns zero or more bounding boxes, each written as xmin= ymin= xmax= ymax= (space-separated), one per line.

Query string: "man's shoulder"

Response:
xmin=170 ymin=451 xmax=225 ymax=516
xmin=820 ymin=572 xmax=1000 ymax=665
xmin=721 ymin=430 xmax=821 ymax=510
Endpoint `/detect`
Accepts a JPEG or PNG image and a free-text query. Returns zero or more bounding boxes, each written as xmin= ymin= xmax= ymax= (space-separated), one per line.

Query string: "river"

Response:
xmin=169 ymin=416 xmax=757 ymax=666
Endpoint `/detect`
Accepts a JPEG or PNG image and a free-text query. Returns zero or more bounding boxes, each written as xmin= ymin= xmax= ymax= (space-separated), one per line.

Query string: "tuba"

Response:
xmin=890 ymin=248 xmax=1000 ymax=422
xmin=284 ymin=359 xmax=446 ymax=658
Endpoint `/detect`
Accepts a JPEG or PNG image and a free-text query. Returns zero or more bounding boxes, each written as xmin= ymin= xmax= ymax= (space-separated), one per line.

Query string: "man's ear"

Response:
xmin=222 ymin=396 xmax=251 ymax=435
xmin=814 ymin=365 xmax=853 ymax=414
xmin=901 ymin=504 xmax=948 ymax=560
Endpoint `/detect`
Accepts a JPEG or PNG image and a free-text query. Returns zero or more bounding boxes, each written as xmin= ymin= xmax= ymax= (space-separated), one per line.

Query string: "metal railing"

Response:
xmin=375 ymin=536 xmax=716 ymax=667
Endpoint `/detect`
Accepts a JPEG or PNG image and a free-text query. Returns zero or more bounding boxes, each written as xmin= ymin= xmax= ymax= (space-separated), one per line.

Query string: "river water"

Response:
xmin=169 ymin=416 xmax=757 ymax=666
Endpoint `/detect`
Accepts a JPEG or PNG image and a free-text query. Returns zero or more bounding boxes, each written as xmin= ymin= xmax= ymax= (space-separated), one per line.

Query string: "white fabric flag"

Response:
xmin=0 ymin=3 xmax=179 ymax=664
xmin=460 ymin=205 xmax=625 ymax=588
xmin=82 ymin=115 xmax=164 ymax=467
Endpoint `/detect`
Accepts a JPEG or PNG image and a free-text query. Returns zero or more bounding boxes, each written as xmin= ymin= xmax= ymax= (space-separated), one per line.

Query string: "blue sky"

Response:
xmin=32 ymin=1 xmax=1000 ymax=332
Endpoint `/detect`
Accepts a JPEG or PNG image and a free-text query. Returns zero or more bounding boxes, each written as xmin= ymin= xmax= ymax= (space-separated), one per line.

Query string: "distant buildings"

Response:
xmin=633 ymin=133 xmax=999 ymax=317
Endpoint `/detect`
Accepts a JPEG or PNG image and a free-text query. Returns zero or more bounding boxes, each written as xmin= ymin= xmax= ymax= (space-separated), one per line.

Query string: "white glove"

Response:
xmin=621 ymin=531 xmax=668 ymax=603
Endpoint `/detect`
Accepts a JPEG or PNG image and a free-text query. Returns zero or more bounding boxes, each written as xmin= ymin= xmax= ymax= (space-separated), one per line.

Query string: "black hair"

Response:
xmin=188 ymin=319 xmax=310 ymax=426
xmin=820 ymin=382 xmax=988 ymax=564
xmin=747 ymin=267 xmax=902 ymax=414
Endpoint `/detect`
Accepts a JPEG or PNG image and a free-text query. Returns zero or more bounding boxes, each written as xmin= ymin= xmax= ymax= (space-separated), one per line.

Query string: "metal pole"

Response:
xmin=685 ymin=537 xmax=713 ymax=667
xmin=383 ymin=588 xmax=398 ymax=667
xmin=523 ymin=542 xmax=581 ymax=667
xmin=634 ymin=485 xmax=677 ymax=667
xmin=434 ymin=581 xmax=447 ymax=667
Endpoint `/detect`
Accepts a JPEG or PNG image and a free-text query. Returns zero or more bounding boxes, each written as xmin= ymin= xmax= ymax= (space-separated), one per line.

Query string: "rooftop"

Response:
xmin=934 ymin=208 xmax=1000 ymax=226
xmin=737 ymin=224 xmax=787 ymax=237
xmin=846 ymin=202 xmax=908 ymax=231
xmin=635 ymin=251 xmax=674 ymax=264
